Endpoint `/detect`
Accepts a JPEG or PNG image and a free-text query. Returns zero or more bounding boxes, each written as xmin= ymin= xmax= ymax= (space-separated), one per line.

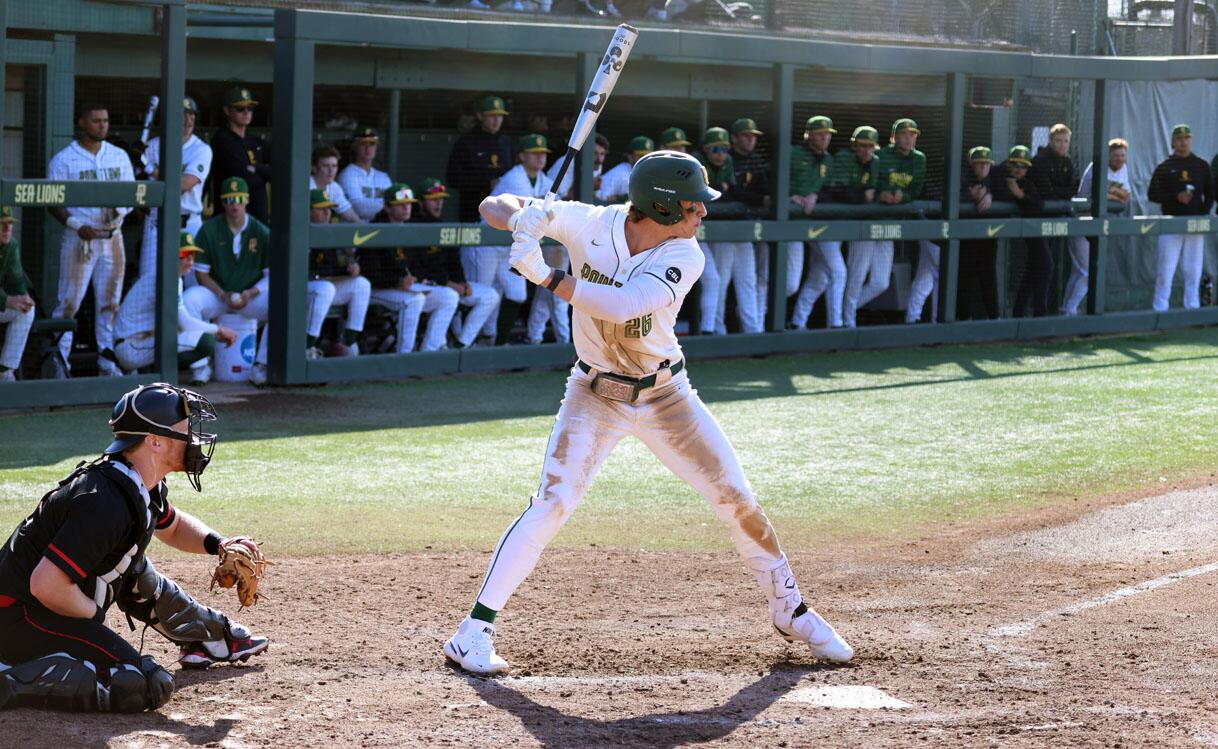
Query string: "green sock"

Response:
xmin=342 ymin=328 xmax=361 ymax=346
xmin=470 ymin=602 xmax=497 ymax=624
xmin=306 ymin=334 xmax=318 ymax=347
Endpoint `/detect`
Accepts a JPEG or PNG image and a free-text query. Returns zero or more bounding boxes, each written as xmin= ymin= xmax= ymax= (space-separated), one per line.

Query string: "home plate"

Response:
xmin=785 ymin=685 xmax=912 ymax=710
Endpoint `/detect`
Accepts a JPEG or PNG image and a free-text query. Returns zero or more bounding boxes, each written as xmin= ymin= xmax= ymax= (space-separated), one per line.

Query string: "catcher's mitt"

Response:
xmin=210 ymin=536 xmax=272 ymax=609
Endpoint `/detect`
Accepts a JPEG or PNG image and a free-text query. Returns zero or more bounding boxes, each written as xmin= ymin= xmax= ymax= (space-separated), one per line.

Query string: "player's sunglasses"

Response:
xmin=222 ymin=196 xmax=249 ymax=205
xmin=707 ymin=146 xmax=730 ymax=154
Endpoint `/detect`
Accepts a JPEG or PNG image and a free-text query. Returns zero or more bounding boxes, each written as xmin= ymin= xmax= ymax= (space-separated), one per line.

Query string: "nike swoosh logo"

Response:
xmin=456 ymin=644 xmax=468 ymax=657
xmin=986 ymin=224 xmax=1005 ymax=237
xmin=352 ymin=229 xmax=381 ymax=246
xmin=591 ymin=238 xmax=603 ymax=246
xmin=807 ymin=226 xmax=828 ymax=239
xmin=1140 ymin=222 xmax=1156 ymax=235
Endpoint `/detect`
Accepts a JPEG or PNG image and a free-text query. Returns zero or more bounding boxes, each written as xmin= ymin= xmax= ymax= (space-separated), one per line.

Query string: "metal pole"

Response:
xmin=938 ymin=72 xmax=965 ymax=323
xmin=386 ymin=88 xmax=401 ymax=177
xmin=1173 ymin=0 xmax=1195 ymax=53
xmin=269 ymin=10 xmax=315 ymax=385
xmin=0 ymin=2 xmax=7 ymax=188
xmin=767 ymin=63 xmax=794 ymax=332
xmin=1087 ymin=78 xmax=1108 ymax=316
xmin=154 ymin=2 xmax=186 ymax=380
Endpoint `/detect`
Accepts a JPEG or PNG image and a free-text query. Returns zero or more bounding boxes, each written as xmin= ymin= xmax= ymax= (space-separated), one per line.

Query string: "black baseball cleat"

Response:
xmin=179 ymin=631 xmax=269 ymax=669
xmin=0 ymin=673 xmax=12 ymax=710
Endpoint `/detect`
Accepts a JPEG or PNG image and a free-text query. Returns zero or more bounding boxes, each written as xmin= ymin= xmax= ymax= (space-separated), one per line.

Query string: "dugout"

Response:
xmin=3 ymin=3 xmax=1218 ymax=407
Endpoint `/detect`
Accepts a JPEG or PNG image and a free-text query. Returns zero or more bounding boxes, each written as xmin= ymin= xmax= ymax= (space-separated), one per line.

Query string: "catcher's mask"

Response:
xmin=105 ymin=382 xmax=217 ymax=491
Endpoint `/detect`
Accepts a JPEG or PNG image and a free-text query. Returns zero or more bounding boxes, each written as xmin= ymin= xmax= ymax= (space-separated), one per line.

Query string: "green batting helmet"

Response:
xmin=628 ymin=150 xmax=721 ymax=226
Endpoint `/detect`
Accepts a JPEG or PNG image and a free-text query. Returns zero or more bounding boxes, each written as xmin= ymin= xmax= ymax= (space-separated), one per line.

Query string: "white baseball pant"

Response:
xmin=756 ymin=242 xmax=804 ymax=327
xmin=789 ymin=241 xmax=845 ymax=329
xmin=182 ymin=285 xmax=269 ymax=365
xmin=328 ymin=276 xmax=372 ymax=333
xmin=451 ymin=282 xmax=500 ymax=348
xmin=474 ymin=365 xmax=785 ymax=612
xmin=372 ymin=285 xmax=458 ymax=352
xmin=709 ymin=242 xmax=762 ymax=334
xmin=53 ymin=230 xmax=126 ymax=367
xmin=905 ymin=240 xmax=940 ymax=324
xmin=461 ymin=245 xmax=527 ymax=338
xmin=1153 ymin=233 xmax=1204 ymax=312
xmin=842 ymin=240 xmax=893 ymax=328
xmin=307 ymin=281 xmax=336 ymax=340
xmin=0 ymin=306 xmax=35 ymax=371
xmin=114 ymin=329 xmax=208 ymax=372
xmin=140 ymin=211 xmax=202 ymax=279
xmin=696 ymin=241 xmax=720 ymax=334
xmin=1061 ymin=236 xmax=1090 ymax=316
xmin=526 ymin=245 xmax=571 ymax=345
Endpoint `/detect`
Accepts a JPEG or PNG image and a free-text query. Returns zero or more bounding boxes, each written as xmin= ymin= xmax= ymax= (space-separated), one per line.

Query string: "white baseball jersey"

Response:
xmin=494 ymin=164 xmax=553 ymax=201
xmin=538 ymin=200 xmax=703 ymax=375
xmin=115 ymin=274 xmax=217 ymax=341
xmin=337 ymin=164 xmax=392 ymax=221
xmin=595 ymin=162 xmax=631 ymax=203
xmin=546 ymin=159 xmax=602 ymax=199
xmin=47 ymin=140 xmax=136 ymax=228
xmin=143 ymin=134 xmax=212 ymax=217
xmin=1076 ymin=162 xmax=1131 ymax=199
xmin=309 ymin=175 xmax=354 ymax=217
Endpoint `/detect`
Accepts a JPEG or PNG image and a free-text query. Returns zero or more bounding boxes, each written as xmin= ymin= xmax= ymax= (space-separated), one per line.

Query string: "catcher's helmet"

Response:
xmin=627 ymin=150 xmax=721 ymax=226
xmin=106 ymin=383 xmax=217 ymax=491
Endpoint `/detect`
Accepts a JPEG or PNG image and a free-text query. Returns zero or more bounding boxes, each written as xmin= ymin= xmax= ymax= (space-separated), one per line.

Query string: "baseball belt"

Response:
xmin=578 ymin=359 xmax=684 ymax=403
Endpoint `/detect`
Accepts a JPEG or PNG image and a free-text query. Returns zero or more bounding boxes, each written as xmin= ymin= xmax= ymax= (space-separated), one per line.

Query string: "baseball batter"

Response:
xmin=140 ymin=97 xmax=212 ymax=279
xmin=442 ymin=150 xmax=853 ymax=675
xmin=48 ymin=104 xmax=135 ymax=377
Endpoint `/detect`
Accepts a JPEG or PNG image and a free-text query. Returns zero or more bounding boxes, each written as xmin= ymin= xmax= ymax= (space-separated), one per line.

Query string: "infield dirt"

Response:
xmin=2 ymin=479 xmax=1216 ymax=748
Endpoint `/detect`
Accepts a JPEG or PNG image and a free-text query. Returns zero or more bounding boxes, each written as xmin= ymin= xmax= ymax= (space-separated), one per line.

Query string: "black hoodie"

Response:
xmin=1028 ymin=145 xmax=1076 ymax=202
xmin=1148 ymin=153 xmax=1214 ymax=216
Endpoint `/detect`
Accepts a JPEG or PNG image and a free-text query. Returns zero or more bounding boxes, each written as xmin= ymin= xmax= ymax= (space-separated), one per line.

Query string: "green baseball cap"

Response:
xmin=220 ymin=176 xmax=249 ymax=202
xmin=1171 ymin=123 xmax=1192 ymax=137
xmin=353 ymin=127 xmax=380 ymax=143
xmin=805 ymin=116 xmax=837 ymax=134
xmin=851 ymin=126 xmax=878 ymax=144
xmin=518 ymin=133 xmax=552 ymax=153
xmin=701 ymin=127 xmax=731 ymax=147
xmin=731 ymin=117 xmax=763 ymax=136
xmin=660 ymin=127 xmax=692 ymax=148
xmin=0 ymin=207 xmax=17 ymax=224
xmin=224 ymin=86 xmax=258 ymax=108
xmin=309 ymin=188 xmax=337 ymax=209
xmin=183 ymin=96 xmax=198 ymax=114
xmin=891 ymin=118 xmax=920 ymax=136
xmin=1008 ymin=145 xmax=1032 ymax=166
xmin=421 ymin=177 xmax=449 ymax=199
xmin=383 ymin=183 xmax=417 ymax=205
xmin=629 ymin=135 xmax=655 ymax=155
xmin=968 ymin=146 xmax=993 ymax=163
xmin=478 ymin=95 xmax=509 ymax=115
xmin=179 ymin=231 xmax=203 ymax=255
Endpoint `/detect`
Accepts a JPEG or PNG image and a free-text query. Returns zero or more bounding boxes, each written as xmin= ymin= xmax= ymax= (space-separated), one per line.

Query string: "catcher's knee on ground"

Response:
xmin=0 ymin=653 xmax=172 ymax=713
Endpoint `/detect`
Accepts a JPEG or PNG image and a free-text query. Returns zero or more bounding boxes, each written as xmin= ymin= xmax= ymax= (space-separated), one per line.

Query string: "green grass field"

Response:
xmin=2 ymin=328 xmax=1216 ymax=556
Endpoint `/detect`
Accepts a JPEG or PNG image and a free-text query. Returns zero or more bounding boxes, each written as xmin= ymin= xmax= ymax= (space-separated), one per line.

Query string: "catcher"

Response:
xmin=0 ymin=383 xmax=269 ymax=713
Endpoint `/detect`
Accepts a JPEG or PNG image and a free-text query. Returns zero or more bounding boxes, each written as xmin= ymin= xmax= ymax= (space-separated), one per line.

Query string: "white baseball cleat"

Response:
xmin=774 ymin=603 xmax=854 ymax=663
xmin=443 ymin=616 xmax=510 ymax=675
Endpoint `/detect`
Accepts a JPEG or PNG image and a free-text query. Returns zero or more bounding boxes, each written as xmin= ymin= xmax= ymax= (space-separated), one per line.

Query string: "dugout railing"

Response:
xmin=272 ymin=8 xmax=1218 ymax=387
xmin=0 ymin=0 xmax=187 ymax=409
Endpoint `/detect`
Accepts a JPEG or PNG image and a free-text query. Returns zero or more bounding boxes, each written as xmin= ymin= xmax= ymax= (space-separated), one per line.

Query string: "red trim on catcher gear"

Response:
xmin=0 ymin=594 xmax=16 ymax=607
xmin=47 ymin=543 xmax=87 ymax=579
xmin=22 ymin=606 xmax=121 ymax=662
xmin=155 ymin=504 xmax=177 ymax=530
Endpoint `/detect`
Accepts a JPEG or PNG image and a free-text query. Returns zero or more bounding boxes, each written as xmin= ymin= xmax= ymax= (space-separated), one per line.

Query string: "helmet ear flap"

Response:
xmin=651 ymin=200 xmax=684 ymax=226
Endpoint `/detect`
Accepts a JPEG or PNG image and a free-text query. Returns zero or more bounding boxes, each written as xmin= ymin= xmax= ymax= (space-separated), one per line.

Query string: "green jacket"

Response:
xmin=194 ymin=215 xmax=271 ymax=293
xmin=876 ymin=145 xmax=926 ymax=203
xmin=830 ymin=150 xmax=880 ymax=203
xmin=0 ymin=239 xmax=28 ymax=310
xmin=790 ymin=147 xmax=834 ymax=196
xmin=697 ymin=152 xmax=736 ymax=194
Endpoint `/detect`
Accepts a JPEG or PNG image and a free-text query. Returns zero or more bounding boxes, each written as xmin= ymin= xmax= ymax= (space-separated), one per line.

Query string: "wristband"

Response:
xmin=546 ymin=269 xmax=565 ymax=292
xmin=204 ymin=532 xmax=223 ymax=556
xmin=66 ymin=217 xmax=84 ymax=232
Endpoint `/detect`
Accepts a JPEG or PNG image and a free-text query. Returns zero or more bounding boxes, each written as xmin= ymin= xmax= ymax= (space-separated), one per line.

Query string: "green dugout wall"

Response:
xmin=3 ymin=5 xmax=1218 ymax=405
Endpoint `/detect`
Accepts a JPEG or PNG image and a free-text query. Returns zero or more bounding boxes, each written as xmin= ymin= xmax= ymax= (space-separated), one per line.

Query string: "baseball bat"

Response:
xmin=543 ymin=23 xmax=639 ymax=213
xmin=139 ymin=95 xmax=160 ymax=145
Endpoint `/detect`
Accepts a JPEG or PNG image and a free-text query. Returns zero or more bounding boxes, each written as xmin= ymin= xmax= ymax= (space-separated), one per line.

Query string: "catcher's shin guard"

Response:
xmin=0 ymin=653 xmax=103 ymax=712
xmin=116 ymin=557 xmax=230 ymax=645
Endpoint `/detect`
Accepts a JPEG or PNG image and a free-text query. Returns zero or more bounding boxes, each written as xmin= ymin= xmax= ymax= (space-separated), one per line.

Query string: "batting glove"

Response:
xmin=508 ymin=202 xmax=552 ymax=240
xmin=510 ymin=235 xmax=552 ymax=286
